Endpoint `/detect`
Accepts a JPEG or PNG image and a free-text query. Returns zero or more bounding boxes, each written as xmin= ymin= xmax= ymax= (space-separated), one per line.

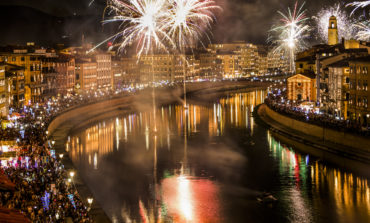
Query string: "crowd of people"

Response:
xmin=0 ymin=92 xmax=106 ymax=222
xmin=265 ymin=94 xmax=370 ymax=136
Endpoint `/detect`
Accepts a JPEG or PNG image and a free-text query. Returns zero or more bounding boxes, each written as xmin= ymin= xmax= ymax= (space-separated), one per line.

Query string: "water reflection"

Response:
xmin=68 ymin=90 xmax=369 ymax=223
xmin=268 ymin=132 xmax=370 ymax=223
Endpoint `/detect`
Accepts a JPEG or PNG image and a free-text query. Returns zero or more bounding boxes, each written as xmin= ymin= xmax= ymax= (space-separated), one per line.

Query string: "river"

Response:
xmin=67 ymin=90 xmax=369 ymax=223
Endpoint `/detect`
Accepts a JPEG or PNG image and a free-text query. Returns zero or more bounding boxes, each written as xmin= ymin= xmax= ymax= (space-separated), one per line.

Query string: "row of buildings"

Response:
xmin=287 ymin=16 xmax=370 ymax=124
xmin=0 ymin=41 xmax=290 ymax=116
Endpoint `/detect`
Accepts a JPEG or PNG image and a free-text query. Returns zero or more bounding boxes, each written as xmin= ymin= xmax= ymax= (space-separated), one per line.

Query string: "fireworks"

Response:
xmin=92 ymin=0 xmax=220 ymax=57
xmin=346 ymin=1 xmax=370 ymax=14
xmin=269 ymin=1 xmax=310 ymax=73
xmin=355 ymin=21 xmax=370 ymax=41
xmin=313 ymin=3 xmax=358 ymax=43
xmin=166 ymin=0 xmax=221 ymax=51
xmin=90 ymin=0 xmax=173 ymax=57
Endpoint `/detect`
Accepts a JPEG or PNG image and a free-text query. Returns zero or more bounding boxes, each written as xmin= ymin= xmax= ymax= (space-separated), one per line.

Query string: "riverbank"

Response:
xmin=257 ymin=103 xmax=370 ymax=176
xmin=48 ymin=81 xmax=269 ymax=222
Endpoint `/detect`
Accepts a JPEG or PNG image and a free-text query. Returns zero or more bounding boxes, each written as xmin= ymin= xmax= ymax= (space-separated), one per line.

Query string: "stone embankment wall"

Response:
xmin=258 ymin=104 xmax=370 ymax=162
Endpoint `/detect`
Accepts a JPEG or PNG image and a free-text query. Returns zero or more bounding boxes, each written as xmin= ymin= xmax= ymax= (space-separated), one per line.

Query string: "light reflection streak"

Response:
xmin=268 ymin=131 xmax=370 ymax=222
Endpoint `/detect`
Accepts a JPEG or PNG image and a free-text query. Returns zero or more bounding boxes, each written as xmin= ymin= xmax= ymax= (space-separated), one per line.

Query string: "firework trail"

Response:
xmin=269 ymin=1 xmax=310 ymax=73
xmin=355 ymin=21 xmax=370 ymax=40
xmin=346 ymin=1 xmax=370 ymax=14
xmin=313 ymin=3 xmax=358 ymax=43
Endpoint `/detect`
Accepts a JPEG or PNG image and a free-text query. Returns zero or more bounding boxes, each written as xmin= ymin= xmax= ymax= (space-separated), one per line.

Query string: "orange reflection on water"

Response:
xmin=161 ymin=175 xmax=221 ymax=223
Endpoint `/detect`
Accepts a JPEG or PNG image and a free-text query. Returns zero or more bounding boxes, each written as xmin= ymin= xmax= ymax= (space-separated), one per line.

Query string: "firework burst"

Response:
xmin=355 ymin=21 xmax=370 ymax=41
xmin=90 ymin=0 xmax=173 ymax=57
xmin=166 ymin=0 xmax=221 ymax=51
xmin=313 ymin=3 xmax=358 ymax=43
xmin=269 ymin=1 xmax=310 ymax=73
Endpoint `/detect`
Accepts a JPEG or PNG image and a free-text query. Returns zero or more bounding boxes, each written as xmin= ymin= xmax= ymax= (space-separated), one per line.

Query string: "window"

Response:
xmin=364 ymin=98 xmax=368 ymax=108
xmin=331 ymin=22 xmax=335 ymax=28
xmin=21 ymin=57 xmax=25 ymax=61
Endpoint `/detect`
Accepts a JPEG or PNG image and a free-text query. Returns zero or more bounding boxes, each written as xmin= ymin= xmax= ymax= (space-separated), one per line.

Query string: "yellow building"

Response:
xmin=347 ymin=56 xmax=370 ymax=124
xmin=5 ymin=64 xmax=25 ymax=108
xmin=287 ymin=73 xmax=317 ymax=102
xmin=0 ymin=64 xmax=7 ymax=116
xmin=0 ymin=46 xmax=56 ymax=104
xmin=328 ymin=16 xmax=339 ymax=46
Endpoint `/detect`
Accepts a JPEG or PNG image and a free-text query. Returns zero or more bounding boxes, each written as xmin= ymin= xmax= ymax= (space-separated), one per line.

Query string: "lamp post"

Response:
xmin=87 ymin=198 xmax=93 ymax=212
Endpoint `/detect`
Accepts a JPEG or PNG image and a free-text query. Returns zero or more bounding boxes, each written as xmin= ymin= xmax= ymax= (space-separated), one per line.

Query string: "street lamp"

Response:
xmin=87 ymin=198 xmax=93 ymax=205
xmin=59 ymin=154 xmax=64 ymax=159
xmin=69 ymin=171 xmax=75 ymax=178
xmin=87 ymin=197 xmax=93 ymax=212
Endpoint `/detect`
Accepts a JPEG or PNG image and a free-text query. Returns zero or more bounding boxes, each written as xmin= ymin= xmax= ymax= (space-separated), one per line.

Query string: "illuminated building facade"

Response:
xmin=95 ymin=53 xmax=112 ymax=89
xmin=287 ymin=73 xmax=317 ymax=102
xmin=5 ymin=64 xmax=25 ymax=108
xmin=75 ymin=58 xmax=97 ymax=91
xmin=327 ymin=61 xmax=350 ymax=119
xmin=328 ymin=16 xmax=339 ymax=46
xmin=0 ymin=64 xmax=7 ymax=116
xmin=111 ymin=59 xmax=124 ymax=90
xmin=122 ymin=57 xmax=140 ymax=85
xmin=0 ymin=44 xmax=56 ymax=104
xmin=39 ymin=54 xmax=76 ymax=97
xmin=55 ymin=55 xmax=76 ymax=95
xmin=348 ymin=56 xmax=370 ymax=124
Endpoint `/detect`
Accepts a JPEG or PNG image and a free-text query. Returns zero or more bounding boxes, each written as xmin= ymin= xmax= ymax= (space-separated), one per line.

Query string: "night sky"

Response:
xmin=0 ymin=0 xmax=358 ymax=46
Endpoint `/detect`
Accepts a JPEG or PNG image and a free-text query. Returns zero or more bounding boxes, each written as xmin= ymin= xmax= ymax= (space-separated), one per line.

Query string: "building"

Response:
xmin=5 ymin=64 xmax=25 ymax=108
xmin=0 ymin=64 xmax=7 ymax=116
xmin=199 ymin=52 xmax=222 ymax=80
xmin=95 ymin=53 xmax=112 ymax=89
xmin=327 ymin=60 xmax=350 ymax=119
xmin=0 ymin=63 xmax=25 ymax=115
xmin=111 ymin=59 xmax=124 ymax=90
xmin=122 ymin=57 xmax=140 ymax=86
xmin=55 ymin=54 xmax=76 ymax=96
xmin=295 ymin=15 xmax=370 ymax=108
xmin=328 ymin=16 xmax=339 ymax=46
xmin=287 ymin=73 xmax=317 ymax=102
xmin=75 ymin=58 xmax=97 ymax=92
xmin=0 ymin=44 xmax=57 ymax=104
xmin=347 ymin=56 xmax=370 ymax=125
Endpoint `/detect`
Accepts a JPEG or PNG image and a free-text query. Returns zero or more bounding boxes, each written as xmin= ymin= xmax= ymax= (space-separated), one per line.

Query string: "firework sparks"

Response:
xmin=269 ymin=1 xmax=310 ymax=73
xmin=313 ymin=3 xmax=358 ymax=43
xmin=90 ymin=0 xmax=173 ymax=57
xmin=355 ymin=21 xmax=370 ymax=41
xmin=346 ymin=1 xmax=370 ymax=14
xmin=166 ymin=0 xmax=221 ymax=51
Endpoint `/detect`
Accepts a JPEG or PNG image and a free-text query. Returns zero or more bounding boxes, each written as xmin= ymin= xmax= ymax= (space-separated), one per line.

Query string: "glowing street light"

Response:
xmin=59 ymin=154 xmax=64 ymax=159
xmin=70 ymin=171 xmax=75 ymax=178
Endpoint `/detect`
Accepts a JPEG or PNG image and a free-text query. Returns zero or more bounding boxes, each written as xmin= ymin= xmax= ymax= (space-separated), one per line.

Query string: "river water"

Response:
xmin=67 ymin=90 xmax=369 ymax=223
